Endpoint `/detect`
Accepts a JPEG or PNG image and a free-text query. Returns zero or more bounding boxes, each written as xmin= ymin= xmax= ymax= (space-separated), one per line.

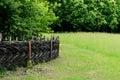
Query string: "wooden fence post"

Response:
xmin=0 ymin=33 xmax=2 ymax=43
xmin=16 ymin=37 xmax=18 ymax=41
xmin=27 ymin=41 xmax=32 ymax=67
xmin=57 ymin=36 xmax=60 ymax=56
xmin=50 ymin=39 xmax=53 ymax=59
xmin=10 ymin=35 xmax=12 ymax=42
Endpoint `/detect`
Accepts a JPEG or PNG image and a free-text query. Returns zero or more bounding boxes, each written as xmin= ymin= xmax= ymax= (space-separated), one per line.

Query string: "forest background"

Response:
xmin=0 ymin=0 xmax=120 ymax=40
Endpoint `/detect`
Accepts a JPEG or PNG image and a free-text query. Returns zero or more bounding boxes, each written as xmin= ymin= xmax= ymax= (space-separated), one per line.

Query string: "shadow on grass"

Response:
xmin=0 ymin=65 xmax=19 ymax=78
xmin=0 ymin=68 xmax=7 ymax=78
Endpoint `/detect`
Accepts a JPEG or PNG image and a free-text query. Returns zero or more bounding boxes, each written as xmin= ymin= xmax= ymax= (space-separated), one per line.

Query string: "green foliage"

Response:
xmin=0 ymin=0 xmax=57 ymax=40
xmin=1 ymin=0 xmax=120 ymax=38
xmin=51 ymin=0 xmax=120 ymax=32
xmin=0 ymin=68 xmax=7 ymax=78
xmin=27 ymin=60 xmax=33 ymax=68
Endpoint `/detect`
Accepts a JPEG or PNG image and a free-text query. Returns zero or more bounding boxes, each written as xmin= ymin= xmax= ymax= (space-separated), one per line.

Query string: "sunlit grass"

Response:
xmin=2 ymin=32 xmax=120 ymax=80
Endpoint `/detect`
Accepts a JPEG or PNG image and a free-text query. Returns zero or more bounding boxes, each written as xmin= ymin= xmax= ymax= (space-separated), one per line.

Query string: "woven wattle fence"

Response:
xmin=0 ymin=36 xmax=59 ymax=69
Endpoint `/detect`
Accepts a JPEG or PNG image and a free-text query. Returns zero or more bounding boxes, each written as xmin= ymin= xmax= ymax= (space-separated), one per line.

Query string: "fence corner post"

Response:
xmin=27 ymin=41 xmax=32 ymax=68
xmin=50 ymin=39 xmax=53 ymax=59
xmin=57 ymin=37 xmax=60 ymax=57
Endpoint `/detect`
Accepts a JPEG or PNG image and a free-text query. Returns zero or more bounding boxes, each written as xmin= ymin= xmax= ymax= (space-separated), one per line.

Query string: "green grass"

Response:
xmin=1 ymin=32 xmax=120 ymax=80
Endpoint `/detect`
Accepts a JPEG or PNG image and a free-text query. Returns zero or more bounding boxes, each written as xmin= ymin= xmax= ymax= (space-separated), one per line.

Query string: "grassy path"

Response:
xmin=1 ymin=32 xmax=120 ymax=80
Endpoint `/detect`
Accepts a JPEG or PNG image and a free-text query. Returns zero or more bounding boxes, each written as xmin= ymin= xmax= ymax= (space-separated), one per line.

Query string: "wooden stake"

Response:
xmin=57 ymin=39 xmax=60 ymax=56
xmin=0 ymin=33 xmax=2 ymax=43
xmin=50 ymin=39 xmax=53 ymax=59
xmin=16 ymin=37 xmax=18 ymax=41
xmin=10 ymin=35 xmax=12 ymax=42
xmin=28 ymin=41 xmax=31 ymax=60
xmin=27 ymin=41 xmax=32 ymax=67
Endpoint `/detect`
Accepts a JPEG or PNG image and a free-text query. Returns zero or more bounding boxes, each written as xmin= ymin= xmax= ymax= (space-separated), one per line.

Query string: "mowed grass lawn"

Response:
xmin=2 ymin=32 xmax=120 ymax=80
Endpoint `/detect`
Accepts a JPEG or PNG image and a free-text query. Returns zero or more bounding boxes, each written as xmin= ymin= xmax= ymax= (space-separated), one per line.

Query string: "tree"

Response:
xmin=50 ymin=0 xmax=119 ymax=32
xmin=0 ymin=0 xmax=21 ymax=39
xmin=100 ymin=0 xmax=119 ymax=32
xmin=18 ymin=0 xmax=57 ymax=39
xmin=0 ymin=0 xmax=57 ymax=40
xmin=116 ymin=0 xmax=120 ymax=32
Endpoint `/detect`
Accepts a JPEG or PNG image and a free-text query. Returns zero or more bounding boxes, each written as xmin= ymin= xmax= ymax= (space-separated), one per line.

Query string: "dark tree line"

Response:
xmin=50 ymin=0 xmax=120 ymax=33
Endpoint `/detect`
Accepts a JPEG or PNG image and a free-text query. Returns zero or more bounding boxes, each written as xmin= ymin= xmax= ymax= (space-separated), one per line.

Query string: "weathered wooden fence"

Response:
xmin=0 ymin=36 xmax=59 ymax=69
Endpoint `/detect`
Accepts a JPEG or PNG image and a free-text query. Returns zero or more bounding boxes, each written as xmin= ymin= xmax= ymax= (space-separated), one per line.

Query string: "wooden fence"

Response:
xmin=0 ymin=36 xmax=59 ymax=70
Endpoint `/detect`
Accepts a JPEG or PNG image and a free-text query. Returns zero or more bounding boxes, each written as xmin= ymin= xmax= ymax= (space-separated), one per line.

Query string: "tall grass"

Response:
xmin=1 ymin=32 xmax=120 ymax=80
